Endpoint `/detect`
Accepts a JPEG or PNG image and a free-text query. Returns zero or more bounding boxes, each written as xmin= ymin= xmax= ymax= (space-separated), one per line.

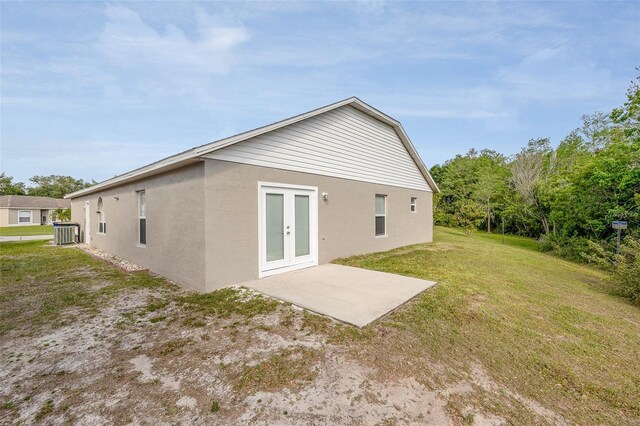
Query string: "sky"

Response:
xmin=1 ymin=1 xmax=639 ymax=184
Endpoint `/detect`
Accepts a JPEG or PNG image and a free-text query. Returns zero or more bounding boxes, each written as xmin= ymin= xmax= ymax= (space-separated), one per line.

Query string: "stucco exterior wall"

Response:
xmin=204 ymin=159 xmax=433 ymax=291
xmin=0 ymin=209 xmax=9 ymax=227
xmin=3 ymin=208 xmax=41 ymax=226
xmin=70 ymin=163 xmax=206 ymax=291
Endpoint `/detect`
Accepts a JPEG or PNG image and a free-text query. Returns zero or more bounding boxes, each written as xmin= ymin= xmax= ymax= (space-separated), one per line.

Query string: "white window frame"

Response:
xmin=375 ymin=194 xmax=387 ymax=237
xmin=97 ymin=197 xmax=106 ymax=234
xmin=18 ymin=210 xmax=32 ymax=224
xmin=410 ymin=197 xmax=417 ymax=213
xmin=137 ymin=190 xmax=146 ymax=247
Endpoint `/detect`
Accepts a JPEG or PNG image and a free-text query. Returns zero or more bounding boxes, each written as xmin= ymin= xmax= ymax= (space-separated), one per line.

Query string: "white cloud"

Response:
xmin=100 ymin=5 xmax=250 ymax=73
xmin=383 ymin=87 xmax=510 ymax=121
xmin=497 ymin=46 xmax=617 ymax=102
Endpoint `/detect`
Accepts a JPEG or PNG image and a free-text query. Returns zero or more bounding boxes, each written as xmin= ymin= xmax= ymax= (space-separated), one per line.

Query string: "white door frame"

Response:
xmin=258 ymin=181 xmax=318 ymax=278
xmin=83 ymin=201 xmax=91 ymax=244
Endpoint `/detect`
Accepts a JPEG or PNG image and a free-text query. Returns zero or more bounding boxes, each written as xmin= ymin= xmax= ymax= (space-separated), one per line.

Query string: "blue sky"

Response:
xmin=1 ymin=1 xmax=639 ymax=184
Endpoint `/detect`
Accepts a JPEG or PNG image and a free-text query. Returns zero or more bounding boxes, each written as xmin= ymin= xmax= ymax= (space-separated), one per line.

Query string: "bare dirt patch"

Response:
xmin=0 ymin=285 xmax=567 ymax=425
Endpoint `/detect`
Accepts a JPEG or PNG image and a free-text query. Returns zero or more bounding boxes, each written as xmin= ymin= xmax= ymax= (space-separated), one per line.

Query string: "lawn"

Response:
xmin=1 ymin=227 xmax=639 ymax=425
xmin=0 ymin=225 xmax=53 ymax=236
xmin=335 ymin=226 xmax=640 ymax=424
xmin=470 ymin=228 xmax=541 ymax=251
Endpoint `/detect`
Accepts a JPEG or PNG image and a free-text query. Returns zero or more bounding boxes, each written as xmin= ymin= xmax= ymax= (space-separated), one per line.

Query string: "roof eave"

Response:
xmin=65 ymin=156 xmax=202 ymax=199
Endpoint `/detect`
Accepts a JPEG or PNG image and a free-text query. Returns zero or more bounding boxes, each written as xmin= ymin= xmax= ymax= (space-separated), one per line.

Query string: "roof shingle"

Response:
xmin=0 ymin=195 xmax=71 ymax=209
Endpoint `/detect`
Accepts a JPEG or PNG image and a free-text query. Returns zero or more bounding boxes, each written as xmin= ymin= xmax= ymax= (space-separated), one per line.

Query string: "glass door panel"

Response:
xmin=265 ymin=193 xmax=285 ymax=262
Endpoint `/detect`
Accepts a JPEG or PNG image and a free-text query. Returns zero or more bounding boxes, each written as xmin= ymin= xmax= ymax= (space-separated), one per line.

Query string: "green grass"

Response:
xmin=0 ymin=240 xmax=277 ymax=338
xmin=233 ymin=347 xmax=319 ymax=392
xmin=471 ymin=228 xmax=540 ymax=251
xmin=176 ymin=287 xmax=278 ymax=318
xmin=335 ymin=226 xmax=640 ymax=425
xmin=0 ymin=240 xmax=174 ymax=335
xmin=0 ymin=225 xmax=53 ymax=236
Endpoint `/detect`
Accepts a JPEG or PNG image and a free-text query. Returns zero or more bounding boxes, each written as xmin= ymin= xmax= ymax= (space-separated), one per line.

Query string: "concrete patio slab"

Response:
xmin=242 ymin=264 xmax=437 ymax=327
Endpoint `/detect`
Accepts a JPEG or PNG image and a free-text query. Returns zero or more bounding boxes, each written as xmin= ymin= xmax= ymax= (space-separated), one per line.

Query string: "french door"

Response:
xmin=259 ymin=183 xmax=318 ymax=277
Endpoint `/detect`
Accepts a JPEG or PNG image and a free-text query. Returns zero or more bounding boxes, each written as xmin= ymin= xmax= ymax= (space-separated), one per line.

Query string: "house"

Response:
xmin=0 ymin=195 xmax=71 ymax=227
xmin=66 ymin=98 xmax=440 ymax=292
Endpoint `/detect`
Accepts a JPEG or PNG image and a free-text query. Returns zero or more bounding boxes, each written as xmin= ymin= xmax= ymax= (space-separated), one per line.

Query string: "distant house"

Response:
xmin=0 ymin=195 xmax=71 ymax=227
xmin=66 ymin=97 xmax=440 ymax=292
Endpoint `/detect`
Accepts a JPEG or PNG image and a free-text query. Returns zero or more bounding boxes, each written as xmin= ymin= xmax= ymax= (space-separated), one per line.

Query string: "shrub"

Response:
xmin=539 ymin=234 xmax=595 ymax=261
xmin=537 ymin=235 xmax=555 ymax=252
xmin=583 ymin=237 xmax=640 ymax=305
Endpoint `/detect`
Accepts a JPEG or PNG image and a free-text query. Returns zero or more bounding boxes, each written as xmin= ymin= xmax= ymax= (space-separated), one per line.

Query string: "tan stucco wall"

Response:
xmin=204 ymin=159 xmax=433 ymax=291
xmin=0 ymin=209 xmax=9 ymax=227
xmin=2 ymin=208 xmax=42 ymax=226
xmin=70 ymin=163 xmax=206 ymax=291
xmin=68 ymin=159 xmax=434 ymax=292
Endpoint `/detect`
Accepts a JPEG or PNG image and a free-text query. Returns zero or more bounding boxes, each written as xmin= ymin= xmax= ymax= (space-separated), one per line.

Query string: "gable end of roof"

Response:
xmin=66 ymin=97 xmax=439 ymax=198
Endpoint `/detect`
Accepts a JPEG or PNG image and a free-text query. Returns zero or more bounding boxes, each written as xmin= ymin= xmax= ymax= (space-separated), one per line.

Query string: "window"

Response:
xmin=97 ymin=197 xmax=106 ymax=234
xmin=375 ymin=194 xmax=386 ymax=236
xmin=410 ymin=197 xmax=417 ymax=213
xmin=18 ymin=210 xmax=32 ymax=223
xmin=138 ymin=191 xmax=146 ymax=245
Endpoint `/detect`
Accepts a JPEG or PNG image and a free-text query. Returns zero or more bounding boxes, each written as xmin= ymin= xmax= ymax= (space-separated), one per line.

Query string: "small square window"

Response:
xmin=410 ymin=197 xmax=417 ymax=213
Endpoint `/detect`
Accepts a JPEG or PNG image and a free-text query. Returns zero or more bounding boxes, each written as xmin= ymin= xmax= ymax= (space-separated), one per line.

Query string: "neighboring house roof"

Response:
xmin=66 ymin=97 xmax=440 ymax=199
xmin=0 ymin=195 xmax=71 ymax=209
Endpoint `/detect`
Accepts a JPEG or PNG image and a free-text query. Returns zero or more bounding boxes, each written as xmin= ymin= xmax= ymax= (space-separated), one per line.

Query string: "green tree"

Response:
xmin=428 ymin=67 xmax=639 ymax=307
xmin=431 ymin=149 xmax=512 ymax=233
xmin=509 ymin=138 xmax=554 ymax=235
xmin=472 ymin=150 xmax=510 ymax=233
xmin=52 ymin=208 xmax=71 ymax=222
xmin=0 ymin=173 xmax=26 ymax=195
xmin=27 ymin=175 xmax=95 ymax=199
xmin=611 ymin=68 xmax=640 ymax=141
xmin=558 ymin=133 xmax=639 ymax=239
xmin=453 ymin=199 xmax=485 ymax=235
xmin=580 ymin=112 xmax=611 ymax=151
xmin=431 ymin=150 xmax=480 ymax=227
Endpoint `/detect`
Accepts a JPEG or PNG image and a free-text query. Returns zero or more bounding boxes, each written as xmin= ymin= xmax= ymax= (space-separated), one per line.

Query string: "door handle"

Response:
xmin=286 ymin=231 xmax=291 ymax=235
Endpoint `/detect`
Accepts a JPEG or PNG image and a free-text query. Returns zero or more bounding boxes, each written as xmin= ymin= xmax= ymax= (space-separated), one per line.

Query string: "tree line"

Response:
xmin=431 ymin=70 xmax=639 ymax=303
xmin=0 ymin=174 xmax=95 ymax=199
